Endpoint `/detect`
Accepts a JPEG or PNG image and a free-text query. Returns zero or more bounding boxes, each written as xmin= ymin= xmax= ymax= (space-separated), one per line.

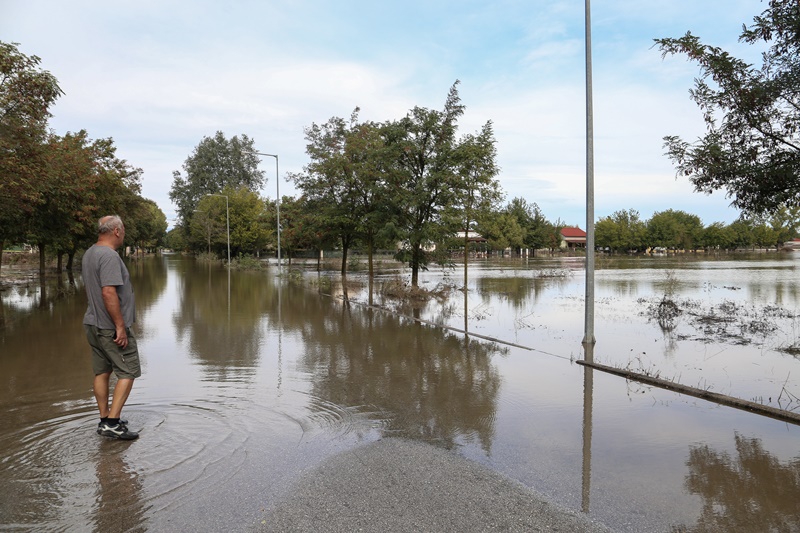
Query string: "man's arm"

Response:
xmin=101 ymin=285 xmax=128 ymax=348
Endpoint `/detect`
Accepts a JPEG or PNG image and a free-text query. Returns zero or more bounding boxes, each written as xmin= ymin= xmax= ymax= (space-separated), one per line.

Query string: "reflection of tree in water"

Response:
xmin=281 ymin=286 xmax=505 ymax=454
xmin=171 ymin=262 xmax=276 ymax=371
xmin=475 ymin=275 xmax=569 ymax=310
xmin=126 ymin=256 xmax=168 ymax=313
xmin=673 ymin=433 xmax=800 ymax=532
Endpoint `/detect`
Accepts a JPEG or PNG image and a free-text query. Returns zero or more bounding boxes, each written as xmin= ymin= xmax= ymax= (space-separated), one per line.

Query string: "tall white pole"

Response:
xmin=583 ymin=0 xmax=596 ymax=345
xmin=249 ymin=151 xmax=281 ymax=273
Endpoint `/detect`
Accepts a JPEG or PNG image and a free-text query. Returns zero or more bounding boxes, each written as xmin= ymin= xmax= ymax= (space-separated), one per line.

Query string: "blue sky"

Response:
xmin=1 ymin=0 xmax=767 ymax=228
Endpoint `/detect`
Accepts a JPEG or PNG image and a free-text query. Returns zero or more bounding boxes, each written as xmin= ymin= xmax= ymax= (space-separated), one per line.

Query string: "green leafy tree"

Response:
xmin=388 ymin=81 xmax=470 ymax=287
xmin=28 ymin=130 xmax=141 ymax=272
xmin=505 ymin=198 xmax=553 ymax=254
xmin=170 ymin=131 xmax=265 ymax=226
xmin=596 ymin=209 xmax=647 ymax=253
xmin=476 ymin=211 xmax=524 ymax=255
xmin=291 ymin=112 xmax=361 ymax=275
xmin=345 ymin=119 xmax=398 ymax=283
xmin=449 ymin=120 xmax=502 ymax=284
xmin=0 ymin=41 xmax=62 ymax=270
xmin=165 ymin=226 xmax=187 ymax=251
xmin=769 ymin=205 xmax=800 ymax=245
xmin=656 ymin=1 xmax=800 ymax=215
xmin=191 ymin=187 xmax=270 ymax=259
xmin=752 ymin=222 xmax=779 ymax=249
xmin=647 ymin=209 xmax=704 ymax=250
xmin=728 ymin=219 xmax=755 ymax=249
xmin=126 ymin=198 xmax=167 ymax=253
xmin=702 ymin=222 xmax=735 ymax=250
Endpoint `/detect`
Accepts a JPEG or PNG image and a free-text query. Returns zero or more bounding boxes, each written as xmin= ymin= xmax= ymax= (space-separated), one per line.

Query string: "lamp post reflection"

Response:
xmin=581 ymin=342 xmax=595 ymax=514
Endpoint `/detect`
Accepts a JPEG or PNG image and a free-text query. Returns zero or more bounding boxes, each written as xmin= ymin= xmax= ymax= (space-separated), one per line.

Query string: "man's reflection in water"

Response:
xmin=93 ymin=441 xmax=148 ymax=533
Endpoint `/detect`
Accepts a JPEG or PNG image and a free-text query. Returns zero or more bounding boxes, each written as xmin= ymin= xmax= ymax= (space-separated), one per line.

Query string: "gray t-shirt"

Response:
xmin=82 ymin=244 xmax=136 ymax=329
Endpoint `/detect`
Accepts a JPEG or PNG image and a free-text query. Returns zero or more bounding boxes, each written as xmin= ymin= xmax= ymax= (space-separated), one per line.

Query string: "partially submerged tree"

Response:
xmin=450 ymin=121 xmax=502 ymax=287
xmin=389 ymin=81 xmax=500 ymax=287
xmin=656 ymin=0 xmax=800 ymax=215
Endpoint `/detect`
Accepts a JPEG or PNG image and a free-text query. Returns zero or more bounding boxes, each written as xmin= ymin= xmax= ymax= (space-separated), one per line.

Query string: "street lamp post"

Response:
xmin=247 ymin=151 xmax=281 ymax=272
xmin=206 ymin=193 xmax=230 ymax=268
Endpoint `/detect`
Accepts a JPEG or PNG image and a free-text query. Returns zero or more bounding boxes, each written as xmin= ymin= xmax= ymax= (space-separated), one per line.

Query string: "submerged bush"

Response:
xmin=232 ymin=254 xmax=263 ymax=270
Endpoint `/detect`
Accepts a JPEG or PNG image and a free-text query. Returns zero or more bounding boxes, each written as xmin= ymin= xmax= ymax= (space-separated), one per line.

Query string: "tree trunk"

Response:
xmin=340 ymin=240 xmax=349 ymax=276
xmin=66 ymin=249 xmax=76 ymax=271
xmin=56 ymin=251 xmax=63 ymax=273
xmin=410 ymin=243 xmax=420 ymax=288
xmin=342 ymin=235 xmax=350 ymax=276
xmin=38 ymin=244 xmax=46 ymax=276
xmin=0 ymin=239 xmax=4 ymax=274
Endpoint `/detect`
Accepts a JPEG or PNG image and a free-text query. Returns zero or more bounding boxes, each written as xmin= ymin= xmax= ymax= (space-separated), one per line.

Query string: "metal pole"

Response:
xmin=583 ymin=0 xmax=596 ymax=345
xmin=247 ymin=151 xmax=281 ymax=273
xmin=274 ymin=155 xmax=280 ymax=273
xmin=225 ymin=195 xmax=230 ymax=268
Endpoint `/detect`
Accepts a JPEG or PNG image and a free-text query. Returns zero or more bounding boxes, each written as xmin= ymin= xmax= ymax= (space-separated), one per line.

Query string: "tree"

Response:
xmin=345 ymin=119 xmax=398 ymax=285
xmin=647 ymin=209 xmax=704 ymax=250
xmin=291 ymin=110 xmax=389 ymax=276
xmin=191 ymin=187 xmax=270 ymax=258
xmin=28 ymin=130 xmax=142 ymax=273
xmin=165 ymin=226 xmax=187 ymax=251
xmin=388 ymin=81 xmax=469 ymax=287
xmin=769 ymin=205 xmax=800 ymax=245
xmin=702 ymin=222 xmax=735 ymax=250
xmin=506 ymin=198 xmax=553 ymax=254
xmin=752 ymin=222 xmax=779 ymax=249
xmin=728 ymin=219 xmax=755 ymax=249
xmin=449 ymin=120 xmax=502 ymax=287
xmin=476 ymin=211 xmax=524 ymax=255
xmin=595 ymin=209 xmax=647 ymax=253
xmin=0 ymin=41 xmax=62 ymax=270
xmin=656 ymin=1 xmax=800 ymax=215
xmin=126 ymin=198 xmax=167 ymax=253
xmin=170 ymin=131 xmax=265 ymax=226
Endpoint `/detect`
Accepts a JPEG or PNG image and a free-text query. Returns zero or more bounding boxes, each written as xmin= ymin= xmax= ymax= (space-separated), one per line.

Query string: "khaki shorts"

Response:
xmin=84 ymin=325 xmax=142 ymax=379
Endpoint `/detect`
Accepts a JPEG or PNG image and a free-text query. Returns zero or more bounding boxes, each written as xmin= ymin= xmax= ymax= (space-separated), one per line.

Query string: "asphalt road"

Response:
xmin=254 ymin=438 xmax=614 ymax=532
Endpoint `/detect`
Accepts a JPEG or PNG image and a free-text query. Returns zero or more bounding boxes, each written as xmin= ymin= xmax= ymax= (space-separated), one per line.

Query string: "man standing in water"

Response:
xmin=82 ymin=215 xmax=140 ymax=440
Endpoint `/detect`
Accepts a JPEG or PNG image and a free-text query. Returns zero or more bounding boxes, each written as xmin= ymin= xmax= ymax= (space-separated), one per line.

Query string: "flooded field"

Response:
xmin=1 ymin=252 xmax=798 ymax=532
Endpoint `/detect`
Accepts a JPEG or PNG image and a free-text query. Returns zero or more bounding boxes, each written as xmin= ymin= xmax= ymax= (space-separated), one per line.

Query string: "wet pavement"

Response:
xmin=256 ymin=438 xmax=613 ymax=533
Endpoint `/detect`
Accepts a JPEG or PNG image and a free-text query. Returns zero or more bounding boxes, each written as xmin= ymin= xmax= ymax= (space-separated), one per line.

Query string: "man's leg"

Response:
xmin=93 ymin=372 xmax=112 ymax=418
xmin=109 ymin=378 xmax=134 ymax=419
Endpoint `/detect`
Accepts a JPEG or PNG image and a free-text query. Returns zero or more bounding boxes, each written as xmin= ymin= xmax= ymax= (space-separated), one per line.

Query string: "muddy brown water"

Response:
xmin=1 ymin=253 xmax=798 ymax=532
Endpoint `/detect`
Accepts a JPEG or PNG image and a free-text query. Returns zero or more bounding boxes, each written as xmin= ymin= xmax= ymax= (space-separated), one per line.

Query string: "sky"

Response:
xmin=1 ymin=0 xmax=768 ymax=228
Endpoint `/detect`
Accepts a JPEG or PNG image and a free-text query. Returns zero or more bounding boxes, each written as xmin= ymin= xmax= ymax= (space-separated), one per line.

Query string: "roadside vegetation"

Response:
xmin=0 ymin=42 xmax=167 ymax=277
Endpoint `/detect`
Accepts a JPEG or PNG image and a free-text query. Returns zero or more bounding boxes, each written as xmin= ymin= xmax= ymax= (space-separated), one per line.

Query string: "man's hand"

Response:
xmin=114 ymin=325 xmax=128 ymax=348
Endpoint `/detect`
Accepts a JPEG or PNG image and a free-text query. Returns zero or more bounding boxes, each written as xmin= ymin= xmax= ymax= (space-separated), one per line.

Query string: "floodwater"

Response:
xmin=1 ymin=253 xmax=799 ymax=532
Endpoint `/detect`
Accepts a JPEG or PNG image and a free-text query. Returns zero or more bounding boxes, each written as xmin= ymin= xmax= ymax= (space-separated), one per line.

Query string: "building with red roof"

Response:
xmin=560 ymin=227 xmax=586 ymax=249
